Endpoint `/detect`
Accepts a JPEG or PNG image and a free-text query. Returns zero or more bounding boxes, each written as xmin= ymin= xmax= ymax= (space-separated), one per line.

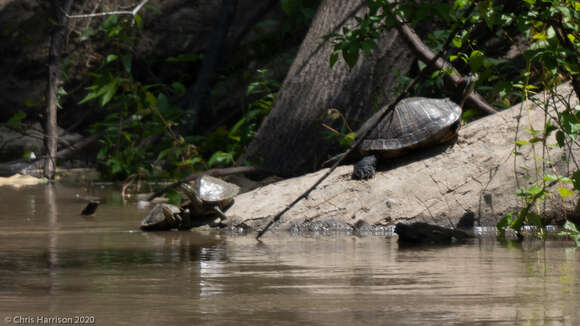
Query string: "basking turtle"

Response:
xmin=351 ymin=75 xmax=477 ymax=180
xmin=179 ymin=175 xmax=240 ymax=228
xmin=139 ymin=175 xmax=240 ymax=231
xmin=140 ymin=203 xmax=182 ymax=231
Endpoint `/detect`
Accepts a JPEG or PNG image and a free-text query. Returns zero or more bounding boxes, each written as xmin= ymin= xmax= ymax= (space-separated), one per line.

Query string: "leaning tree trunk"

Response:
xmin=240 ymin=0 xmax=415 ymax=176
xmin=45 ymin=0 xmax=73 ymax=180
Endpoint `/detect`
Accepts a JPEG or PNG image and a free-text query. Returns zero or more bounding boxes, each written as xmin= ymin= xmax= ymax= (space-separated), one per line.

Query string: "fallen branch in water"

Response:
xmin=0 ymin=133 xmax=102 ymax=176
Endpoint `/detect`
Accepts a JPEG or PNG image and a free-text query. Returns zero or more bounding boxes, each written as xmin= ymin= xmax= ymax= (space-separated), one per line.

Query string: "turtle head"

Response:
xmin=180 ymin=182 xmax=204 ymax=213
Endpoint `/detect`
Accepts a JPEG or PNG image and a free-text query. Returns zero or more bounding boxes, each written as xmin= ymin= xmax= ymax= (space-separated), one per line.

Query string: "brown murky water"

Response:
xmin=1 ymin=184 xmax=579 ymax=325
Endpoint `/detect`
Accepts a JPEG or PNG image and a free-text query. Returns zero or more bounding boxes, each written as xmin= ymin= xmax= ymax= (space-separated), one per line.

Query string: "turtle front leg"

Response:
xmin=177 ymin=210 xmax=193 ymax=230
xmin=208 ymin=206 xmax=229 ymax=228
xmin=352 ymin=155 xmax=377 ymax=180
xmin=161 ymin=205 xmax=182 ymax=229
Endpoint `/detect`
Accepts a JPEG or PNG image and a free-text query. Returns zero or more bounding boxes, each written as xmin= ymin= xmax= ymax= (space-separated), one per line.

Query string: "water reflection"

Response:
xmin=0 ymin=185 xmax=579 ymax=325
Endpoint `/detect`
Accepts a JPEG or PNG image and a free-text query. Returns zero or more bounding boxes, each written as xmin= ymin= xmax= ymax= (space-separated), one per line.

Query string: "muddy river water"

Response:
xmin=0 ymin=184 xmax=579 ymax=325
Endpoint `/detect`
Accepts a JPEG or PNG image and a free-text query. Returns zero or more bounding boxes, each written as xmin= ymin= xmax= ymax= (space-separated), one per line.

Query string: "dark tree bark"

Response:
xmin=182 ymin=0 xmax=238 ymax=131
xmin=45 ymin=0 xmax=74 ymax=180
xmin=240 ymin=0 xmax=415 ymax=176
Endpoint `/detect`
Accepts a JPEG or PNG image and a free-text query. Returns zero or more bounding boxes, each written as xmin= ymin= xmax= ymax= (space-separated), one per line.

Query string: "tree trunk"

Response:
xmin=44 ymin=0 xmax=74 ymax=180
xmin=240 ymin=0 xmax=415 ymax=176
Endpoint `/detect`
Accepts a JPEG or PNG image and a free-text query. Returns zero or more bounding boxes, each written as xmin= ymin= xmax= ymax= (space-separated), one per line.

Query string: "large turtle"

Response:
xmin=351 ymin=75 xmax=477 ymax=180
xmin=140 ymin=175 xmax=240 ymax=231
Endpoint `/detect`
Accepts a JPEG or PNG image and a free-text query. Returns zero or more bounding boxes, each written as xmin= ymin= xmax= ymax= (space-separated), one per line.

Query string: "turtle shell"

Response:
xmin=357 ymin=97 xmax=461 ymax=158
xmin=194 ymin=175 xmax=240 ymax=205
xmin=140 ymin=203 xmax=181 ymax=231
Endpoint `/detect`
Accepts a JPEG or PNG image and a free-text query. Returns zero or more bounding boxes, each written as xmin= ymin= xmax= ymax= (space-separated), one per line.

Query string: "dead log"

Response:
xmin=395 ymin=222 xmax=473 ymax=244
xmin=0 ymin=133 xmax=101 ymax=177
xmin=228 ymin=83 xmax=580 ymax=234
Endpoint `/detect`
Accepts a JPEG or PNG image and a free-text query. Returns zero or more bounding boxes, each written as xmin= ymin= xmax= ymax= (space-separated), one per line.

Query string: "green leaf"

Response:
xmin=532 ymin=31 xmax=546 ymax=41
xmin=157 ymin=93 xmax=169 ymax=114
xmin=330 ymin=51 xmax=339 ymax=68
xmin=469 ymin=50 xmax=485 ymax=72
xmin=527 ymin=185 xmax=543 ymax=196
xmin=6 ymin=111 xmax=26 ymax=129
xmin=171 ymin=82 xmax=186 ymax=96
xmin=563 ymin=220 xmax=579 ymax=233
xmin=78 ymin=91 xmax=99 ymax=105
xmin=121 ymin=55 xmax=132 ymax=74
xmin=361 ymin=40 xmax=377 ymax=56
xmin=165 ymin=188 xmax=181 ymax=206
xmin=247 ymin=82 xmax=261 ymax=96
xmin=526 ymin=212 xmax=542 ymax=228
xmin=544 ymin=174 xmax=572 ymax=183
xmin=145 ymin=92 xmax=157 ymax=108
xmin=573 ymin=170 xmax=580 ymax=190
xmin=208 ymin=151 xmax=234 ymax=167
xmin=509 ymin=208 xmax=526 ymax=231
xmin=556 ymin=130 xmax=565 ymax=147
xmin=100 ymin=82 xmax=118 ymax=107
xmin=134 ymin=14 xmax=142 ymax=29
xmin=497 ymin=211 xmax=514 ymax=230
xmin=342 ymin=48 xmax=359 ymax=69
xmin=106 ymin=54 xmax=118 ymax=63
xmin=515 ymin=140 xmax=529 ymax=146
xmin=543 ymin=174 xmax=558 ymax=182
xmin=344 ymin=132 xmax=356 ymax=146
xmin=559 ymin=186 xmax=574 ymax=198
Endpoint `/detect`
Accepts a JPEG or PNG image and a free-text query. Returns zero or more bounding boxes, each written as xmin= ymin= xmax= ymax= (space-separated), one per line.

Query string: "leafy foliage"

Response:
xmin=558 ymin=220 xmax=580 ymax=247
xmin=78 ymin=15 xmax=278 ymax=181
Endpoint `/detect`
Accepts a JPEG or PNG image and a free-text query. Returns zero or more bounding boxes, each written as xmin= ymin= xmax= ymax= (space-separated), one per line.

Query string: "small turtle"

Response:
xmin=139 ymin=176 xmax=240 ymax=231
xmin=140 ymin=203 xmax=182 ymax=231
xmin=351 ymin=75 xmax=477 ymax=180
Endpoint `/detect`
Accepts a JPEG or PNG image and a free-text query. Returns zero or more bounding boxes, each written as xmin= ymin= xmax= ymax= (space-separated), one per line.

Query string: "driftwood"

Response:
xmin=395 ymin=222 xmax=473 ymax=244
xmin=228 ymin=83 xmax=580 ymax=236
xmin=0 ymin=133 xmax=100 ymax=177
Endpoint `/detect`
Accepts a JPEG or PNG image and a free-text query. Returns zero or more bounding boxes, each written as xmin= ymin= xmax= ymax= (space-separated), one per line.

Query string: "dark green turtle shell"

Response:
xmin=357 ymin=97 xmax=462 ymax=158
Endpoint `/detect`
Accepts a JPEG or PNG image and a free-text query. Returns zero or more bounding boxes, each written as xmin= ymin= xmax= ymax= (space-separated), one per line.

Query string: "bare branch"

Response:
xmin=396 ymin=21 xmax=498 ymax=115
xmin=65 ymin=0 xmax=150 ymax=21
